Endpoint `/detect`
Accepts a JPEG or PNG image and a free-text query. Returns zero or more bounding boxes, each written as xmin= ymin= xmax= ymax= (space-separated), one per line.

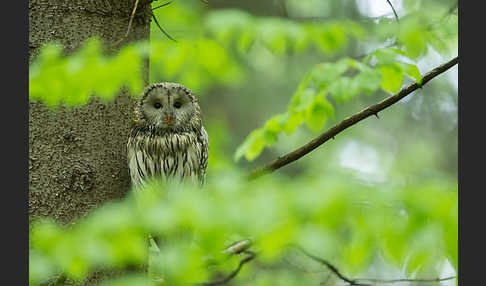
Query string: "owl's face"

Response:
xmin=138 ymin=83 xmax=200 ymax=132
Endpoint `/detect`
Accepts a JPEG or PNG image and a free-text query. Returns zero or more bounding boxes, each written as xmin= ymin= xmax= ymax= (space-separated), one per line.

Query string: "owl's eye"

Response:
xmin=174 ymin=101 xmax=182 ymax=109
xmin=154 ymin=102 xmax=162 ymax=109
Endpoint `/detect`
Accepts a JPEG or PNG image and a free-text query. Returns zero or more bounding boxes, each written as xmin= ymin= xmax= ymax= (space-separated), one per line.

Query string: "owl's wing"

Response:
xmin=127 ymin=131 xmax=147 ymax=188
xmin=127 ymin=136 xmax=139 ymax=187
xmin=198 ymin=126 xmax=209 ymax=186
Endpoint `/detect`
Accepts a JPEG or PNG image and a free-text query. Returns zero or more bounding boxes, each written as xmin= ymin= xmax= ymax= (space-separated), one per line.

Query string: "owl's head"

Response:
xmin=135 ymin=82 xmax=202 ymax=133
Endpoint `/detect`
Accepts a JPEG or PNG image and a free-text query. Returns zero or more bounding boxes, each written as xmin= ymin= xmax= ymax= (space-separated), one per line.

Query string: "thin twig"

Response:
xmin=195 ymin=251 xmax=256 ymax=285
xmin=125 ymin=0 xmax=141 ymax=38
xmin=291 ymin=245 xmax=456 ymax=286
xmin=115 ymin=0 xmax=142 ymax=45
xmin=152 ymin=1 xmax=173 ymax=10
xmin=248 ymin=56 xmax=458 ymax=180
xmin=284 ymin=257 xmax=328 ymax=274
xmin=355 ymin=276 xmax=456 ymax=284
xmin=117 ymin=0 xmax=176 ymax=44
xmin=386 ymin=0 xmax=399 ymax=22
xmin=290 ymin=245 xmax=370 ymax=286
xmin=152 ymin=13 xmax=177 ymax=42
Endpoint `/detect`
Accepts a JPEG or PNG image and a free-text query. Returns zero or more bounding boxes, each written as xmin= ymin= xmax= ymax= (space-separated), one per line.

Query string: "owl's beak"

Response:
xmin=166 ymin=114 xmax=172 ymax=123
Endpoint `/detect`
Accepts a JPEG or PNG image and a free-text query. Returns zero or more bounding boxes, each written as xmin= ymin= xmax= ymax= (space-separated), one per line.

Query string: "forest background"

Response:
xmin=28 ymin=0 xmax=458 ymax=285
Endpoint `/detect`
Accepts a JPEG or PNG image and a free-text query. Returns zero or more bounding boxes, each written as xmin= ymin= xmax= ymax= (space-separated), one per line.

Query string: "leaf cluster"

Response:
xmin=30 ymin=174 xmax=457 ymax=285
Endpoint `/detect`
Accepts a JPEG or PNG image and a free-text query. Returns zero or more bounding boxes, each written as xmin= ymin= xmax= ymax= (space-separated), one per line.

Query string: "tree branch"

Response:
xmin=291 ymin=245 xmax=370 ymax=286
xmin=248 ymin=56 xmax=458 ymax=180
xmin=125 ymin=0 xmax=140 ymax=38
xmin=292 ymin=245 xmax=456 ymax=286
xmin=386 ymin=0 xmax=400 ymax=22
xmin=152 ymin=1 xmax=173 ymax=10
xmin=195 ymin=251 xmax=256 ymax=286
xmin=152 ymin=12 xmax=177 ymax=42
xmin=355 ymin=276 xmax=456 ymax=284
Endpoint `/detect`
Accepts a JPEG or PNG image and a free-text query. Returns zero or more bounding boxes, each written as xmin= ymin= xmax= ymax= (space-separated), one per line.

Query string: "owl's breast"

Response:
xmin=127 ymin=131 xmax=204 ymax=187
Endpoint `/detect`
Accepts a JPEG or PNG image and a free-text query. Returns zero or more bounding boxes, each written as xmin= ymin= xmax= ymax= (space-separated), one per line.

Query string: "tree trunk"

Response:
xmin=28 ymin=0 xmax=150 ymax=238
xmin=29 ymin=1 xmax=151 ymax=284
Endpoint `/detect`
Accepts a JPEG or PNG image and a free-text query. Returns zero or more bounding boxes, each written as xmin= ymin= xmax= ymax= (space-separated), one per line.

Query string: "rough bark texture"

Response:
xmin=29 ymin=1 xmax=150 ymax=283
xmin=29 ymin=0 xmax=151 ymax=220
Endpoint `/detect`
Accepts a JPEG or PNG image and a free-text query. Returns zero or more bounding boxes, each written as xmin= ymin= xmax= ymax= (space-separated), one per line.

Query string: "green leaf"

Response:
xmin=405 ymin=251 xmax=428 ymax=275
xmin=65 ymin=255 xmax=89 ymax=280
xmin=399 ymin=62 xmax=422 ymax=84
xmin=29 ymin=252 xmax=57 ymax=285
xmin=402 ymin=30 xmax=427 ymax=59
xmin=291 ymin=88 xmax=315 ymax=112
xmin=264 ymin=114 xmax=285 ymax=134
xmin=328 ymin=76 xmax=360 ymax=103
xmin=234 ymin=129 xmax=265 ymax=161
xmin=247 ymin=114 xmax=286 ymax=152
xmin=263 ymin=129 xmax=279 ymax=145
xmin=204 ymin=9 xmax=253 ymax=45
xmin=244 ymin=133 xmax=265 ymax=161
xmin=237 ymin=29 xmax=256 ymax=54
xmin=342 ymin=234 xmax=374 ymax=275
xmin=373 ymin=48 xmax=400 ymax=65
xmin=305 ymin=94 xmax=334 ymax=133
xmin=379 ymin=65 xmax=404 ymax=93
xmin=283 ymin=111 xmax=305 ymax=135
xmin=311 ymin=58 xmax=351 ymax=89
xmin=258 ymin=20 xmax=289 ymax=55
xmin=354 ymin=66 xmax=383 ymax=95
xmin=313 ymin=24 xmax=347 ymax=54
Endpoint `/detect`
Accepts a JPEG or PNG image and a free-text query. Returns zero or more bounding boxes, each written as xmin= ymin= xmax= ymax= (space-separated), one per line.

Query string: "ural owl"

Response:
xmin=127 ymin=82 xmax=209 ymax=188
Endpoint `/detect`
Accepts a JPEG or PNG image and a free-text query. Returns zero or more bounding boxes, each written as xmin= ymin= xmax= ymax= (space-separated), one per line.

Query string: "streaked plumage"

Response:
xmin=127 ymin=82 xmax=208 ymax=188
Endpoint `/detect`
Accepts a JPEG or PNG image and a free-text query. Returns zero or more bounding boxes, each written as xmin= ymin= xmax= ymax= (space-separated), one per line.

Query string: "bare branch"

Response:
xmin=152 ymin=13 xmax=177 ymax=42
xmin=356 ymin=276 xmax=456 ymax=284
xmin=386 ymin=0 xmax=400 ymax=22
xmin=248 ymin=56 xmax=458 ymax=180
xmin=152 ymin=1 xmax=173 ymax=10
xmin=116 ymin=0 xmax=176 ymax=44
xmin=125 ymin=0 xmax=141 ymax=38
xmin=291 ymin=245 xmax=456 ymax=286
xmin=291 ymin=245 xmax=370 ymax=286
xmin=195 ymin=251 xmax=256 ymax=286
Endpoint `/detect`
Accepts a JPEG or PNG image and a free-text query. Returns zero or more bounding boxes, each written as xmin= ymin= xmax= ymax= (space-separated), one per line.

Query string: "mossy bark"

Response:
xmin=29 ymin=0 xmax=151 ymax=284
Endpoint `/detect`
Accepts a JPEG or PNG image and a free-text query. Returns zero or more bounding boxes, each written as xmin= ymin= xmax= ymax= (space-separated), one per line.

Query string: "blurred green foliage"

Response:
xmin=29 ymin=0 xmax=457 ymax=285
xmin=30 ymin=174 xmax=457 ymax=285
xmin=29 ymin=39 xmax=146 ymax=107
xmin=28 ymin=37 xmax=243 ymax=107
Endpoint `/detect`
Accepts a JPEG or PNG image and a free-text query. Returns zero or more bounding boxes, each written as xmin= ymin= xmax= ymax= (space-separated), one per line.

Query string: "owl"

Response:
xmin=127 ymin=82 xmax=209 ymax=188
